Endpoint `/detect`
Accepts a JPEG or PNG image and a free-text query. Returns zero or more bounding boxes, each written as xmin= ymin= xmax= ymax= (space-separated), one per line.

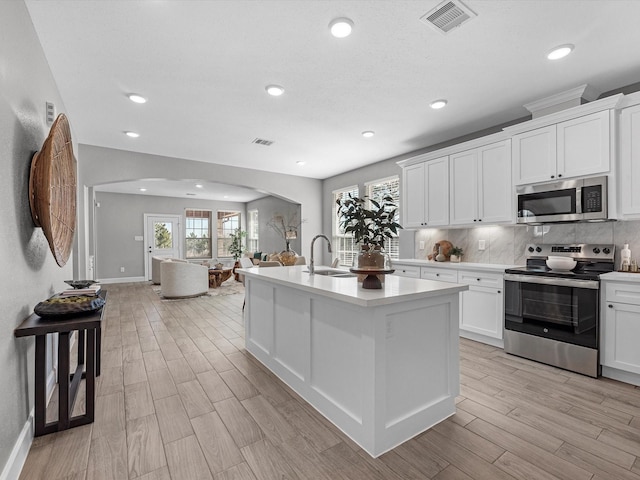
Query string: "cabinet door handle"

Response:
xmin=551 ymin=175 xmax=555 ymax=179
xmin=608 ymin=304 xmax=614 ymax=308
xmin=436 ymin=273 xmax=440 ymax=277
xmin=558 ymin=174 xmax=563 ymax=178
xmin=497 ymin=290 xmax=501 ymax=294
xmin=478 ymin=219 xmax=482 ymax=222
xmin=476 ymin=278 xmax=481 ymax=282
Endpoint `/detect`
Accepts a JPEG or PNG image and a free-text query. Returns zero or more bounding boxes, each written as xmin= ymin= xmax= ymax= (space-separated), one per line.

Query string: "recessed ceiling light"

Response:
xmin=265 ymin=85 xmax=285 ymax=96
xmin=139 ymin=188 xmax=147 ymax=192
xmin=125 ymin=131 xmax=140 ymax=138
xmin=430 ymin=99 xmax=448 ymax=110
xmin=128 ymin=94 xmax=147 ymax=104
xmin=547 ymin=44 xmax=574 ymax=60
xmin=195 ymin=184 xmax=203 ymax=188
xmin=329 ymin=17 xmax=353 ymax=38
xmin=362 ymin=131 xmax=375 ymax=138
xmin=296 ymin=161 xmax=306 ymax=166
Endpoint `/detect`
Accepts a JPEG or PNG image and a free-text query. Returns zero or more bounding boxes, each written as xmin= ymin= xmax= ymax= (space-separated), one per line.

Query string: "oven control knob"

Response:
xmin=593 ymin=248 xmax=601 ymax=254
xmin=543 ymin=328 xmax=549 ymax=333
xmin=528 ymin=246 xmax=535 ymax=252
xmin=535 ymin=247 xmax=542 ymax=253
xmin=603 ymin=247 xmax=611 ymax=254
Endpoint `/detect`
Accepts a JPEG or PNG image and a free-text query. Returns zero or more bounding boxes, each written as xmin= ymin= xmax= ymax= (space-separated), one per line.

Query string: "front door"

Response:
xmin=145 ymin=214 xmax=182 ymax=281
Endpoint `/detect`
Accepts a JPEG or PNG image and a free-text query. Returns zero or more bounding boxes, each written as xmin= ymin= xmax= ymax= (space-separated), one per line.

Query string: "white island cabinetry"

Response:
xmin=240 ymin=265 xmax=467 ymax=457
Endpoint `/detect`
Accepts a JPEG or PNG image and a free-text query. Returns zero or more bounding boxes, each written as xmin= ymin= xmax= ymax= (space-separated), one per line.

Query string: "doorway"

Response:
xmin=144 ymin=214 xmax=182 ymax=281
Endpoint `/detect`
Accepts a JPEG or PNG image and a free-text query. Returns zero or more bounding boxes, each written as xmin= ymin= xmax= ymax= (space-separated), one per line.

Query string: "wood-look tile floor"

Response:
xmin=19 ymin=281 xmax=640 ymax=480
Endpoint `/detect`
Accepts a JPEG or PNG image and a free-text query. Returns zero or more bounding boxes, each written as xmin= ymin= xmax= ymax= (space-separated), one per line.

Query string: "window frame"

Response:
xmin=185 ymin=209 xmax=213 ymax=259
xmin=217 ymin=210 xmax=241 ymax=258
xmin=365 ymin=175 xmax=400 ymax=260
xmin=247 ymin=209 xmax=259 ymax=252
xmin=332 ymin=185 xmax=360 ymax=267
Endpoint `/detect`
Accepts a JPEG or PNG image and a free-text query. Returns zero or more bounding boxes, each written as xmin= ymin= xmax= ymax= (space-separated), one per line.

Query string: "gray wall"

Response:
xmin=246 ymin=196 xmax=302 ymax=256
xmin=0 ymin=1 xmax=73 ymax=475
xmin=77 ymin=145 xmax=323 ymax=278
xmin=95 ymin=192 xmax=246 ymax=280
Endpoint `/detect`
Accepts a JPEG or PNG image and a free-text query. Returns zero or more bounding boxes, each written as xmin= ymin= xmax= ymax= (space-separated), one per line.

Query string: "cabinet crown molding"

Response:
xmin=397 ymin=131 xmax=510 ymax=168
xmin=503 ymin=94 xmax=623 ymax=136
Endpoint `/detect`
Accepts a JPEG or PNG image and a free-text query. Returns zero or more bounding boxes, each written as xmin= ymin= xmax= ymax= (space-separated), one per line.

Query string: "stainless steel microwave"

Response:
xmin=516 ymin=176 xmax=608 ymax=224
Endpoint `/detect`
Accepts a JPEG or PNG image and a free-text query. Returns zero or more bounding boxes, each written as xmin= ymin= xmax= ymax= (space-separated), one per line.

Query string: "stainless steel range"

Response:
xmin=504 ymin=244 xmax=615 ymax=377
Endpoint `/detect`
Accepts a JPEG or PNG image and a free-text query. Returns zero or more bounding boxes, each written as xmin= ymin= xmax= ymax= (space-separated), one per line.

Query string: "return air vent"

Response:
xmin=420 ymin=0 xmax=476 ymax=34
xmin=252 ymin=138 xmax=274 ymax=146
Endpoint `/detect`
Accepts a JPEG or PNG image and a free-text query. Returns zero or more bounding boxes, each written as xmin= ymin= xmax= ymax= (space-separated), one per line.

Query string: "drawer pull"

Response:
xmin=608 ymin=304 xmax=614 ymax=308
xmin=477 ymin=278 xmax=481 ymax=282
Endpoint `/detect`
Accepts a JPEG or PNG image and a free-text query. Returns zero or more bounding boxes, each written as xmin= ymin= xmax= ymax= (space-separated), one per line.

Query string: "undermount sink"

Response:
xmin=305 ymin=268 xmax=356 ymax=278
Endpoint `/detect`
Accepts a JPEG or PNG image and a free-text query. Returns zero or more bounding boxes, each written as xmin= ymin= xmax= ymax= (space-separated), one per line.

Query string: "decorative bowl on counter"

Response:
xmin=546 ymin=256 xmax=576 ymax=271
xmin=64 ymin=279 xmax=97 ymax=289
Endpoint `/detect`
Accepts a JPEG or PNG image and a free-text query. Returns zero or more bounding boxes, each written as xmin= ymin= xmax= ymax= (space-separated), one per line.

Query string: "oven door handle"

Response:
xmin=503 ymin=273 xmax=599 ymax=289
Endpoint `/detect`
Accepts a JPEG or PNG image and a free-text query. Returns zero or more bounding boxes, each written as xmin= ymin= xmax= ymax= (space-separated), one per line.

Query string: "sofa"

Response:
xmin=160 ymin=260 xmax=208 ymax=298
xmin=152 ymin=256 xmax=187 ymax=284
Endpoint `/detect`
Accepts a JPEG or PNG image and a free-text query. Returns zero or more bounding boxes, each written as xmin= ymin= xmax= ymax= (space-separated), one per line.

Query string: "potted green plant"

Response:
xmin=336 ymin=193 xmax=402 ymax=271
xmin=450 ymin=246 xmax=464 ymax=263
xmin=229 ymin=229 xmax=246 ymax=280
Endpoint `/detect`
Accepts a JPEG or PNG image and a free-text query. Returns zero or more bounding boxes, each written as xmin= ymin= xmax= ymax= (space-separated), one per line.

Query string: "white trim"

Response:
xmin=332 ymin=184 xmax=359 ymax=195
xmin=364 ymin=175 xmax=398 ymax=186
xmin=143 ymin=213 xmax=183 ymax=280
xmin=0 ymin=409 xmax=34 ymax=480
xmin=523 ymin=84 xmax=599 ymax=114
xmin=97 ymin=276 xmax=147 ymax=284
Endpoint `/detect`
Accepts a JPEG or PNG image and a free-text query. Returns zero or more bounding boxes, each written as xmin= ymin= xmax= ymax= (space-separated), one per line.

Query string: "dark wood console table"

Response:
xmin=14 ymin=291 xmax=106 ymax=436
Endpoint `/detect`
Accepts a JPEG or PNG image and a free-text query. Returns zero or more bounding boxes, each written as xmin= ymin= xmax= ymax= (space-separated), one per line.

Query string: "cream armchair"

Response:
xmin=151 ymin=256 xmax=187 ymax=284
xmin=160 ymin=261 xmax=208 ymax=298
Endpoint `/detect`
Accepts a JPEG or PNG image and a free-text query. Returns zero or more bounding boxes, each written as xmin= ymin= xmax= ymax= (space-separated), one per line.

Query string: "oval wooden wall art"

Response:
xmin=29 ymin=113 xmax=77 ymax=267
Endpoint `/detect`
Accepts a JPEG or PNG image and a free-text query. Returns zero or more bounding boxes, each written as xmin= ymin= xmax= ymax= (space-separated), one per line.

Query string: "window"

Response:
xmin=185 ymin=209 xmax=212 ymax=259
xmin=365 ymin=176 xmax=400 ymax=260
xmin=366 ymin=176 xmax=400 ymax=260
xmin=247 ymin=209 xmax=259 ymax=252
xmin=217 ymin=211 xmax=241 ymax=257
xmin=332 ymin=185 xmax=359 ymax=267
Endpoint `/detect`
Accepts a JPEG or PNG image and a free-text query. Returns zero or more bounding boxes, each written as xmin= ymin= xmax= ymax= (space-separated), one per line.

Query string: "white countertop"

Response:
xmin=395 ymin=259 xmax=518 ymax=273
xmin=237 ymin=265 xmax=468 ymax=307
xmin=601 ymin=271 xmax=640 ymax=283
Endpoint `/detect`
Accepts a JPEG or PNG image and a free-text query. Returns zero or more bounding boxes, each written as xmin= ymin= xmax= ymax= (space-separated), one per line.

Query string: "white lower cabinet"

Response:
xmin=420 ymin=266 xmax=458 ymax=283
xmin=602 ymin=280 xmax=640 ymax=382
xmin=419 ymin=266 xmax=504 ymax=346
xmin=392 ymin=263 xmax=421 ymax=278
xmin=458 ymin=270 xmax=504 ymax=345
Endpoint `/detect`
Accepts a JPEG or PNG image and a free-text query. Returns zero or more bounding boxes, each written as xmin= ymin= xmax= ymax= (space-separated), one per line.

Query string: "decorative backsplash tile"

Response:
xmin=410 ymin=220 xmax=640 ymax=268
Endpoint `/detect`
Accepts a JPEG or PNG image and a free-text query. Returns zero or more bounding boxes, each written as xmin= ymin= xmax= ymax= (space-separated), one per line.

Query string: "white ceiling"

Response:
xmin=25 ymin=0 xmax=640 ymax=200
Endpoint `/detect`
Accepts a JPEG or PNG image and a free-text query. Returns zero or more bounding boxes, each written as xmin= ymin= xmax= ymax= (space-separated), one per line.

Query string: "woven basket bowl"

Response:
xmin=29 ymin=114 xmax=77 ymax=267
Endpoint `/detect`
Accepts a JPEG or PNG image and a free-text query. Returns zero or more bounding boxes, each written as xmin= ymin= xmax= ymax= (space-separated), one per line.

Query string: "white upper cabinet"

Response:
xmin=403 ymin=156 xmax=449 ymax=228
xmin=450 ymin=140 xmax=512 ymax=225
xmin=513 ymin=110 xmax=611 ymax=185
xmin=620 ymin=102 xmax=640 ymax=216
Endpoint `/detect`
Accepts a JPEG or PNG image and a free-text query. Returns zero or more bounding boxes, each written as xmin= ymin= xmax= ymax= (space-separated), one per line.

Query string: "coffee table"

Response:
xmin=208 ymin=268 xmax=232 ymax=288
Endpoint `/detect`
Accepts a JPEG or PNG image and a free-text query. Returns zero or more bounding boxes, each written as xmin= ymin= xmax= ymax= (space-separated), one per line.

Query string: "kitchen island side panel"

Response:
xmin=244 ymin=276 xmax=460 ymax=457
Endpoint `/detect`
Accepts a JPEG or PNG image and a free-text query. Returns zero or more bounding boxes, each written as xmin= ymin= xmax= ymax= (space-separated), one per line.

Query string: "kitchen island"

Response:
xmin=239 ymin=265 xmax=468 ymax=457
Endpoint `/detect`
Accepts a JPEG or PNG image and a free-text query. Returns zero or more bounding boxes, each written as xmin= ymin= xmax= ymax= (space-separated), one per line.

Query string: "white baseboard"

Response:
xmin=601 ymin=366 xmax=640 ymax=386
xmin=97 ymin=276 xmax=147 ymax=284
xmin=0 ymin=410 xmax=33 ymax=480
xmin=459 ymin=330 xmax=504 ymax=349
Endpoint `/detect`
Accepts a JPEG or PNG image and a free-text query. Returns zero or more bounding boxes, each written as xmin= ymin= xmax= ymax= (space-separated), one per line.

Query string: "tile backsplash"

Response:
xmin=410 ymin=220 xmax=640 ymax=268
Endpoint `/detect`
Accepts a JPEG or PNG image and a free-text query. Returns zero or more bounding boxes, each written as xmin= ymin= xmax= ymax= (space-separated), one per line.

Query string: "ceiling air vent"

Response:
xmin=252 ymin=138 xmax=274 ymax=146
xmin=420 ymin=0 xmax=476 ymax=34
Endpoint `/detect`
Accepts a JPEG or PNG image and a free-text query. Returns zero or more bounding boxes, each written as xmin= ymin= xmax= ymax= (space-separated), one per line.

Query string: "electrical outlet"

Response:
xmin=478 ymin=240 xmax=486 ymax=251
xmin=120 ymin=267 xmax=125 ymax=273
xmin=419 ymin=241 xmax=425 ymax=250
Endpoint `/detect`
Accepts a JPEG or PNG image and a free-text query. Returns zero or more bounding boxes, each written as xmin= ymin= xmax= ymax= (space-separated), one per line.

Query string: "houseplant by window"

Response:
xmin=335 ymin=193 xmax=402 ymax=271
xmin=229 ymin=228 xmax=246 ymax=280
